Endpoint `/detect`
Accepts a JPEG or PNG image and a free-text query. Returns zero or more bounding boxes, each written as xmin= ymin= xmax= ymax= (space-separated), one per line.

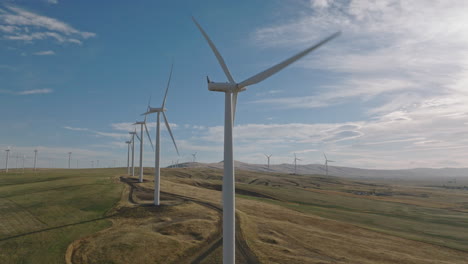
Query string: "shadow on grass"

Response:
xmin=0 ymin=216 xmax=109 ymax=242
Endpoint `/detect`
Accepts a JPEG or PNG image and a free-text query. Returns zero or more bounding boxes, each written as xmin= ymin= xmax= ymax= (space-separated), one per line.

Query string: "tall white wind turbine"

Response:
xmin=193 ymin=17 xmax=339 ymax=264
xmin=324 ymin=153 xmax=335 ymax=176
xmin=294 ymin=153 xmax=302 ymax=175
xmin=133 ymin=117 xmax=154 ymax=183
xmin=5 ymin=148 xmax=10 ymax=173
xmin=33 ymin=149 xmax=38 ymax=171
xmin=264 ymin=154 xmax=272 ymax=169
xmin=125 ymin=140 xmax=131 ymax=174
xmin=129 ymin=130 xmax=137 ymax=176
xmin=192 ymin=152 xmax=197 ymax=162
xmin=142 ymin=64 xmax=179 ymax=206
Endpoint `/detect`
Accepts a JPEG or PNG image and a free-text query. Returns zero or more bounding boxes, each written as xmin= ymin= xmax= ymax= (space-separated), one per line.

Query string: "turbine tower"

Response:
xmin=68 ymin=152 xmax=72 ymax=169
xmin=134 ymin=113 xmax=154 ymax=183
xmin=33 ymin=149 xmax=38 ymax=171
xmin=264 ymin=154 xmax=272 ymax=169
xmin=193 ymin=17 xmax=339 ymax=264
xmin=22 ymin=155 xmax=25 ymax=174
xmin=5 ymin=148 xmax=10 ymax=173
xmin=293 ymin=153 xmax=301 ymax=175
xmin=125 ymin=140 xmax=131 ymax=174
xmin=142 ymin=64 xmax=179 ymax=206
xmin=129 ymin=130 xmax=137 ymax=176
xmin=324 ymin=153 xmax=335 ymax=176
xmin=192 ymin=152 xmax=197 ymax=162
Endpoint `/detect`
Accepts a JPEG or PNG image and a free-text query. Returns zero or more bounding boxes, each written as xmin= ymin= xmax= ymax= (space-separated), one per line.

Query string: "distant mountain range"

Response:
xmin=169 ymin=161 xmax=468 ymax=180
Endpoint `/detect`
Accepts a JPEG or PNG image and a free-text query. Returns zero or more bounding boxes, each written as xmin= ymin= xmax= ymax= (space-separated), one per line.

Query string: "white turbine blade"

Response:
xmin=162 ymin=112 xmax=179 ymax=155
xmin=192 ymin=17 xmax=235 ymax=83
xmin=135 ymin=132 xmax=141 ymax=142
xmin=328 ymin=160 xmax=335 ymax=162
xmin=144 ymin=123 xmax=154 ymax=151
xmin=232 ymin=91 xmax=238 ymax=122
xmin=162 ymin=64 xmax=173 ymax=108
xmin=323 ymin=153 xmax=327 ymax=160
xmin=238 ymin=31 xmax=340 ymax=88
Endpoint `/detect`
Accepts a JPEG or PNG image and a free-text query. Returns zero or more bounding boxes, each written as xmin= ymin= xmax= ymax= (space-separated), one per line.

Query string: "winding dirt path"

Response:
xmin=66 ymin=176 xmax=261 ymax=263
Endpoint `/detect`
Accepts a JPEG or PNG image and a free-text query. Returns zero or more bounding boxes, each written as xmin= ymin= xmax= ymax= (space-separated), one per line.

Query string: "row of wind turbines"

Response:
xmin=3 ymin=148 xmax=115 ymax=171
xmin=3 ymin=148 xmax=38 ymax=173
xmin=121 ymin=17 xmax=339 ymax=264
xmin=265 ymin=153 xmax=336 ymax=176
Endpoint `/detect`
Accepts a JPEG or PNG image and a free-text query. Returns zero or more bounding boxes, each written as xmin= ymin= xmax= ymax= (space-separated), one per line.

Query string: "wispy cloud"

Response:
xmin=63 ymin=126 xmax=128 ymax=140
xmin=0 ymin=5 xmax=96 ymax=45
xmin=46 ymin=0 xmax=58 ymax=4
xmin=64 ymin=126 xmax=89 ymax=131
xmin=0 ymin=88 xmax=53 ymax=95
xmin=33 ymin=50 xmax=55 ymax=55
xmin=17 ymin=88 xmax=53 ymax=95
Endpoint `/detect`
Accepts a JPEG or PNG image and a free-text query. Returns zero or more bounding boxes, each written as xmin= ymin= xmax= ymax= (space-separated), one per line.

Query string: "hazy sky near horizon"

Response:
xmin=1 ymin=0 xmax=468 ymax=169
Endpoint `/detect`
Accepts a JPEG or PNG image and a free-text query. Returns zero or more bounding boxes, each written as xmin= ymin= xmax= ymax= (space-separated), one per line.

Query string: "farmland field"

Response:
xmin=1 ymin=167 xmax=468 ymax=263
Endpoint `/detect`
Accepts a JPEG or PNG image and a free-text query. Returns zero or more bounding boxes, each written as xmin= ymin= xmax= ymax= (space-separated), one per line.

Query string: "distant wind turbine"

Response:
xmin=264 ymin=154 xmax=272 ymax=169
xmin=293 ymin=153 xmax=301 ymax=175
xmin=68 ymin=152 xmax=72 ymax=169
xmin=125 ymin=140 xmax=131 ymax=174
xmin=193 ymin=16 xmax=339 ymax=264
xmin=33 ymin=149 xmax=38 ymax=171
xmin=192 ymin=152 xmax=197 ymax=162
xmin=129 ymin=130 xmax=137 ymax=176
xmin=134 ymin=105 xmax=155 ymax=183
xmin=142 ymin=64 xmax=179 ymax=206
xmin=5 ymin=148 xmax=10 ymax=173
xmin=324 ymin=153 xmax=335 ymax=176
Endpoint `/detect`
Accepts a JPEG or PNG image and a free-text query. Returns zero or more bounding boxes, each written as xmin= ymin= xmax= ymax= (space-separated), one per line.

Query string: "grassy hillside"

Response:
xmin=2 ymin=167 xmax=468 ymax=263
xmin=0 ymin=169 xmax=124 ymax=264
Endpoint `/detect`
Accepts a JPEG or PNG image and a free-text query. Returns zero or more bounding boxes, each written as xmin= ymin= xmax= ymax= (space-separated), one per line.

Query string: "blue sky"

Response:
xmin=1 ymin=0 xmax=468 ymax=169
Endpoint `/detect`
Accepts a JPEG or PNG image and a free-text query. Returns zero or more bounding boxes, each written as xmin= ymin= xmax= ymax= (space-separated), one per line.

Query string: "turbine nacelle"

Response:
xmin=207 ymin=79 xmax=247 ymax=93
xmin=144 ymin=107 xmax=166 ymax=115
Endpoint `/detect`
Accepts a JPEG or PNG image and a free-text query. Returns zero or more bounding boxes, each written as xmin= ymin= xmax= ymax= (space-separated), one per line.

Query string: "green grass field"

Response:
xmin=0 ymin=169 xmax=124 ymax=264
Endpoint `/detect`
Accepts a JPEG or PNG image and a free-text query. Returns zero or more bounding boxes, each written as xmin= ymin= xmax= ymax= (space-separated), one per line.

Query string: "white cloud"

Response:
xmin=0 ymin=5 xmax=96 ymax=45
xmin=64 ymin=126 xmax=89 ymax=131
xmin=63 ymin=126 xmax=127 ymax=140
xmin=17 ymin=88 xmax=53 ymax=95
xmin=47 ymin=0 xmax=58 ymax=4
xmin=5 ymin=88 xmax=53 ymax=95
xmin=33 ymin=50 xmax=55 ymax=55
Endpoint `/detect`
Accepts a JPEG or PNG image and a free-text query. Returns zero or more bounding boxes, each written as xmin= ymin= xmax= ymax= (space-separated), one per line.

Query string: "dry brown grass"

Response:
xmin=70 ymin=201 xmax=219 ymax=264
xmin=159 ymin=172 xmax=468 ymax=264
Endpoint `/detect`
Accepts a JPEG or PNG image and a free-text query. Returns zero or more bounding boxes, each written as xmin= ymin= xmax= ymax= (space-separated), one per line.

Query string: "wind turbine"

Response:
xmin=142 ymin=64 xmax=179 ymax=206
xmin=22 ymin=155 xmax=25 ymax=174
xmin=33 ymin=149 xmax=38 ymax=171
xmin=68 ymin=152 xmax=72 ymax=169
xmin=129 ymin=130 xmax=137 ymax=176
xmin=192 ymin=152 xmax=197 ymax=162
xmin=324 ymin=153 xmax=335 ymax=176
xmin=193 ymin=17 xmax=339 ymax=264
xmin=264 ymin=154 xmax=272 ymax=169
xmin=134 ymin=106 xmax=155 ymax=183
xmin=125 ymin=140 xmax=131 ymax=174
xmin=293 ymin=153 xmax=302 ymax=175
xmin=5 ymin=148 xmax=10 ymax=173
